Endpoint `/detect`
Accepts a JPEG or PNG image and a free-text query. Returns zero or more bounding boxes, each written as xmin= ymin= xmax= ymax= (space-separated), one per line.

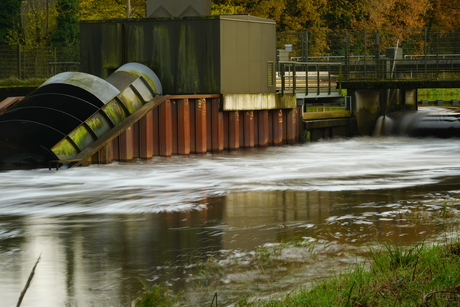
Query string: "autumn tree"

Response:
xmin=19 ymin=0 xmax=58 ymax=46
xmin=211 ymin=2 xmax=246 ymax=15
xmin=79 ymin=0 xmax=146 ymax=20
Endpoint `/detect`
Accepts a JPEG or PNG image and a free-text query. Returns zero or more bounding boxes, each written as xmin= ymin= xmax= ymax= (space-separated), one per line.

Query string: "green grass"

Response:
xmin=131 ymin=201 xmax=460 ymax=307
xmin=237 ymin=241 xmax=460 ymax=306
xmin=0 ymin=77 xmax=45 ymax=87
xmin=418 ymin=88 xmax=460 ymax=99
xmin=131 ymin=240 xmax=460 ymax=307
xmin=132 ymin=279 xmax=181 ymax=307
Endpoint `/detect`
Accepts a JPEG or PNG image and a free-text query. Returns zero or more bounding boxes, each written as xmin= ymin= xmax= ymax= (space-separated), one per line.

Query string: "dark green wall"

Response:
xmin=80 ymin=16 xmax=276 ymax=95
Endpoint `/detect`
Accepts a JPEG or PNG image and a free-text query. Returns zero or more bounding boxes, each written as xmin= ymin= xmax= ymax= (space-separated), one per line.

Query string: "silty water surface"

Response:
xmin=1 ymin=121 xmax=460 ymax=306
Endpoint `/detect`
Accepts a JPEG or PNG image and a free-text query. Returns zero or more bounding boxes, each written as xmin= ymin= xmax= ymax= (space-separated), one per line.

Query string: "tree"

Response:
xmin=51 ymin=0 xmax=80 ymax=47
xmin=211 ymin=3 xmax=246 ymax=15
xmin=19 ymin=0 xmax=58 ymax=46
xmin=79 ymin=0 xmax=146 ymax=20
xmin=0 ymin=0 xmax=23 ymax=45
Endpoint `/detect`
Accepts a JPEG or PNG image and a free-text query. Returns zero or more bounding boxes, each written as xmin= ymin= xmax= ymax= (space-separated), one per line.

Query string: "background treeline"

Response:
xmin=1 ymin=0 xmax=460 ymax=56
xmin=212 ymin=0 xmax=460 ymax=33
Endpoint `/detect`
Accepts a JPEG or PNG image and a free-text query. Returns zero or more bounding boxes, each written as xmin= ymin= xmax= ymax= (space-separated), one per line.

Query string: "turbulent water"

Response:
xmin=2 ymin=127 xmax=460 ymax=306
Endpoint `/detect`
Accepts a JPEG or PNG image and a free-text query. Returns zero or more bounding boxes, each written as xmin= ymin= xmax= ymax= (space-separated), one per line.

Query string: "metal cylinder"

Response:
xmin=0 ymin=63 xmax=162 ymax=169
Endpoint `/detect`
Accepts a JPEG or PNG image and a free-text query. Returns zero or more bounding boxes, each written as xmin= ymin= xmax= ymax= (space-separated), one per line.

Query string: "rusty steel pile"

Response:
xmin=0 ymin=63 xmax=162 ymax=170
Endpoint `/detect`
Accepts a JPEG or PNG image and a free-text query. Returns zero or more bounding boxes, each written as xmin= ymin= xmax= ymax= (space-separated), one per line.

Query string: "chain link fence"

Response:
xmin=277 ymin=27 xmax=460 ymax=81
xmin=0 ymin=45 xmax=80 ymax=80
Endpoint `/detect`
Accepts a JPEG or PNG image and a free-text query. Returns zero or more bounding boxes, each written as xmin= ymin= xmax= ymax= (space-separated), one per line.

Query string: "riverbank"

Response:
xmin=134 ymin=239 xmax=460 ymax=307
xmin=132 ymin=202 xmax=460 ymax=307
xmin=240 ymin=240 xmax=460 ymax=306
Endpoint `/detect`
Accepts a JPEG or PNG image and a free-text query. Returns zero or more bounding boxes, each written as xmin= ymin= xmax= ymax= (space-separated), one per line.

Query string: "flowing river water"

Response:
xmin=2 ymin=107 xmax=460 ymax=306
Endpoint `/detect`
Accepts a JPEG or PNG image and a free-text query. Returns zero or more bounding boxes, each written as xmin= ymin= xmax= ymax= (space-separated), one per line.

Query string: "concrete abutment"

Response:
xmin=348 ymin=88 xmax=417 ymax=135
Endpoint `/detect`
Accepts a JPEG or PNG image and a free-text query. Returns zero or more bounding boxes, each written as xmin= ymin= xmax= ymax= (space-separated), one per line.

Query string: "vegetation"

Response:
xmin=418 ymin=88 xmax=460 ymax=99
xmin=130 ymin=201 xmax=460 ymax=307
xmin=130 ymin=240 xmax=460 ymax=307
xmin=0 ymin=0 xmax=23 ymax=45
xmin=0 ymin=77 xmax=45 ymax=87
xmin=212 ymin=0 xmax=460 ymax=32
xmin=1 ymin=0 xmax=459 ymax=49
xmin=237 ymin=241 xmax=460 ymax=306
xmin=52 ymin=0 xmax=80 ymax=47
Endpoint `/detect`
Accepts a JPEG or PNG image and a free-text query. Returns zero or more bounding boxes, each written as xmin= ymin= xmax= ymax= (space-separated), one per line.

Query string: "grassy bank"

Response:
xmin=418 ymin=88 xmax=460 ymax=99
xmin=132 ymin=239 xmax=460 ymax=306
xmin=130 ymin=199 xmax=460 ymax=307
xmin=240 ymin=241 xmax=460 ymax=306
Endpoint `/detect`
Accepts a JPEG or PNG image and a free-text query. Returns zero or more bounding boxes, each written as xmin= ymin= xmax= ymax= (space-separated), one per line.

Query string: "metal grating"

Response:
xmin=267 ymin=61 xmax=274 ymax=87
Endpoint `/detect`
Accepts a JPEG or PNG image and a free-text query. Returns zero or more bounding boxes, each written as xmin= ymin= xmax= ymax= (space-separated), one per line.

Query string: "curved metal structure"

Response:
xmin=376 ymin=111 xmax=460 ymax=138
xmin=0 ymin=63 xmax=162 ymax=169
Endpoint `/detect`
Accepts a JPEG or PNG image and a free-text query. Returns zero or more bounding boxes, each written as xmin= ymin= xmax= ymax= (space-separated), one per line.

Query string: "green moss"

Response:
xmin=0 ymin=77 xmax=45 ymax=87
xmin=177 ymin=24 xmax=200 ymax=93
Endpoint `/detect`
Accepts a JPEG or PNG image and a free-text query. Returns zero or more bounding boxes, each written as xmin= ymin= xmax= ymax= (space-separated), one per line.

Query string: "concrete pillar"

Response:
xmin=352 ymin=89 xmax=383 ymax=136
xmin=404 ymin=89 xmax=417 ymax=109
xmin=295 ymin=107 xmax=302 ymax=143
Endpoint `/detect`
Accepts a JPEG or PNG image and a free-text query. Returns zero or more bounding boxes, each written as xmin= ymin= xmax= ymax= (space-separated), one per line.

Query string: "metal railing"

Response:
xmin=0 ymin=45 xmax=79 ymax=80
xmin=49 ymin=62 xmax=80 ymax=76
xmin=277 ymin=61 xmax=342 ymax=96
xmin=277 ymin=27 xmax=460 ymax=82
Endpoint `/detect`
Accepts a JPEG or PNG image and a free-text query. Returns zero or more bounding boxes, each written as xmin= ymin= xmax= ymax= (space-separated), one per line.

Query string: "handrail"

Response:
xmin=277 ymin=61 xmax=342 ymax=96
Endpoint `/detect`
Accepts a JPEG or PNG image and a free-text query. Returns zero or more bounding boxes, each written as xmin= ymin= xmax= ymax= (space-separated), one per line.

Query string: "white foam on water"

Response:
xmin=1 ymin=136 xmax=460 ymax=215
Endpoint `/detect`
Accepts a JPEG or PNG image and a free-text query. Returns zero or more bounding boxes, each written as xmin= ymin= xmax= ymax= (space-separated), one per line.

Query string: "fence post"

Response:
xmin=302 ymin=31 xmax=308 ymax=62
xmin=18 ymin=44 xmax=22 ymax=79
xmin=436 ymin=28 xmax=439 ymax=76
xmin=292 ymin=62 xmax=296 ymax=93
xmin=280 ymin=62 xmax=285 ymax=96
xmin=375 ymin=32 xmax=380 ymax=79
xmin=305 ymin=63 xmax=309 ymax=96
xmin=424 ymin=27 xmax=428 ymax=78
xmin=345 ymin=33 xmax=350 ymax=80
xmin=364 ymin=29 xmax=367 ymax=80
xmin=316 ymin=64 xmax=320 ymax=96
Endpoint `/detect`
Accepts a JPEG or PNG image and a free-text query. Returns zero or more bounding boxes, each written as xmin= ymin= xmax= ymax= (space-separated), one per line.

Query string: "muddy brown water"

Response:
xmin=2 ymin=108 xmax=460 ymax=306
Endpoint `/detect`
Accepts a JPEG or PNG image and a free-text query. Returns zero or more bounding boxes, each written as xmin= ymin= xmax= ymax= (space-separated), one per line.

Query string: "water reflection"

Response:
xmin=1 ymin=137 xmax=460 ymax=306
